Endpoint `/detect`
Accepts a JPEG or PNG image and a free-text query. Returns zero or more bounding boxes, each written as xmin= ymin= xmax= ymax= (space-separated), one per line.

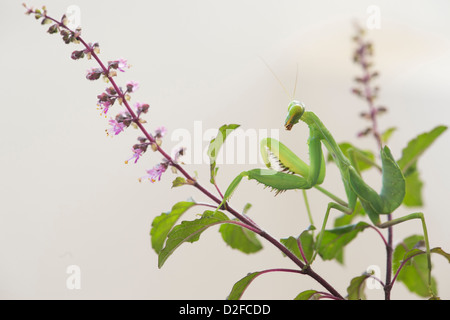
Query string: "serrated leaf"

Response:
xmin=397 ymin=126 xmax=447 ymax=208
xmin=150 ymin=201 xmax=197 ymax=254
xmin=294 ymin=290 xmax=321 ymax=300
xmin=227 ymin=272 xmax=261 ymax=300
xmin=171 ymin=176 xmax=187 ymax=188
xmin=392 ymin=235 xmax=423 ymax=272
xmin=397 ymin=125 xmax=447 ymax=172
xmin=347 ymin=273 xmax=371 ymax=300
xmin=208 ymin=124 xmax=240 ymax=183
xmin=318 ymin=222 xmax=370 ymax=262
xmin=158 ymin=210 xmax=229 ymax=268
xmin=219 ymin=222 xmax=262 ymax=254
xmin=393 ymin=235 xmax=437 ymax=297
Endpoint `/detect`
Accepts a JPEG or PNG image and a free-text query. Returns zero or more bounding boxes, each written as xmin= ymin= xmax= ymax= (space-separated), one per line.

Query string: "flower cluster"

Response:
xmin=124 ymin=126 xmax=166 ymax=164
xmin=139 ymin=161 xmax=169 ymax=183
xmin=351 ymin=23 xmax=387 ymax=143
xmin=24 ymin=4 xmax=82 ymax=44
xmin=24 ymin=3 xmax=174 ymax=184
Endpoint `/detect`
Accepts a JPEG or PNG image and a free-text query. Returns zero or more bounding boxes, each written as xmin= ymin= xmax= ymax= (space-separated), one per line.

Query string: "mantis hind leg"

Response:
xmin=310 ymin=202 xmax=353 ymax=264
xmin=377 ymin=212 xmax=433 ymax=295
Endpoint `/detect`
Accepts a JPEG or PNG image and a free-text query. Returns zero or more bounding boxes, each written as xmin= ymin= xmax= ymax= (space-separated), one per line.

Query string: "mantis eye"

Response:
xmin=284 ymin=100 xmax=305 ymax=130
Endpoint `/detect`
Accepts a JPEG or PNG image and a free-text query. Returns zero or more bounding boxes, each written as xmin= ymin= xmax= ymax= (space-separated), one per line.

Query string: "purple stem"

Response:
xmin=355 ymin=27 xmax=393 ymax=300
xmin=237 ymin=268 xmax=343 ymax=300
xmin=36 ymin=10 xmax=344 ymax=300
xmin=297 ymin=237 xmax=309 ymax=265
xmin=390 ymin=250 xmax=426 ymax=289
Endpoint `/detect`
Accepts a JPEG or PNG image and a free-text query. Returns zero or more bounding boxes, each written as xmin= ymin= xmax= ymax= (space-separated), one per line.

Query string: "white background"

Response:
xmin=1 ymin=0 xmax=449 ymax=299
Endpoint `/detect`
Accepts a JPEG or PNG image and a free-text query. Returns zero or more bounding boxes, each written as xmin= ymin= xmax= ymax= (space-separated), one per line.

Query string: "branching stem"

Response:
xmin=34 ymin=8 xmax=344 ymax=300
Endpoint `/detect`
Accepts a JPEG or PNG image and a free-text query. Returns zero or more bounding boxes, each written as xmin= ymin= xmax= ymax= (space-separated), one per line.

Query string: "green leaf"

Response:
xmin=397 ymin=125 xmax=447 ymax=172
xmin=242 ymin=203 xmax=252 ymax=214
xmin=403 ymin=166 xmax=423 ymax=207
xmin=347 ymin=273 xmax=371 ymax=300
xmin=158 ymin=210 xmax=229 ymax=268
xmin=381 ymin=127 xmax=397 ymax=143
xmin=392 ymin=235 xmax=423 ymax=272
xmin=392 ymin=235 xmax=437 ymax=297
xmin=208 ymin=124 xmax=240 ymax=183
xmin=280 ymin=229 xmax=314 ymax=264
xmin=227 ymin=272 xmax=261 ymax=300
xmin=331 ymin=203 xmax=367 ymax=264
xmin=397 ymin=125 xmax=447 ymax=208
xmin=171 ymin=176 xmax=187 ymax=188
xmin=318 ymin=222 xmax=370 ymax=262
xmin=294 ymin=290 xmax=321 ymax=300
xmin=150 ymin=201 xmax=197 ymax=254
xmin=219 ymin=222 xmax=263 ymax=254
xmin=327 ymin=142 xmax=375 ymax=172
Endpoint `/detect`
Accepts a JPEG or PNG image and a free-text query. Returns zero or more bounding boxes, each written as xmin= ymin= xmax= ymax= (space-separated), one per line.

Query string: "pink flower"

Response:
xmin=117 ymin=58 xmax=129 ymax=72
xmin=97 ymin=100 xmax=112 ymax=115
xmin=155 ymin=126 xmax=167 ymax=138
xmin=134 ymin=101 xmax=150 ymax=114
xmin=126 ymin=81 xmax=140 ymax=93
xmin=106 ymin=119 xmax=125 ymax=136
xmin=141 ymin=163 xmax=167 ymax=183
xmin=126 ymin=147 xmax=144 ymax=164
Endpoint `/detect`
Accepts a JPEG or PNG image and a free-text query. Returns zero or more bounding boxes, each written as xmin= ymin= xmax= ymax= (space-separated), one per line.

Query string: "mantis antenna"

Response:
xmin=259 ymin=56 xmax=299 ymax=101
xmin=293 ymin=63 xmax=299 ymax=99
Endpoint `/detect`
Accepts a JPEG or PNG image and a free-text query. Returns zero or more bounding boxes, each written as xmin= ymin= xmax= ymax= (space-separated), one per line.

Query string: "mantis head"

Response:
xmin=284 ymin=100 xmax=305 ymax=130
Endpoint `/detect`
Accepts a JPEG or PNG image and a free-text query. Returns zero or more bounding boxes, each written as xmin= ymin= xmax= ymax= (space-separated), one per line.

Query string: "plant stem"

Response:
xmin=354 ymin=26 xmax=393 ymax=299
xmin=384 ymin=214 xmax=393 ymax=300
xmin=297 ymin=236 xmax=309 ymax=265
xmin=302 ymin=190 xmax=314 ymax=227
xmin=40 ymin=11 xmax=344 ymax=300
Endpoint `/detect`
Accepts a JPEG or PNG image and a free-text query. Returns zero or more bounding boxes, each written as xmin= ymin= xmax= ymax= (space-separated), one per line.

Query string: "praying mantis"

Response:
xmin=221 ymin=99 xmax=433 ymax=294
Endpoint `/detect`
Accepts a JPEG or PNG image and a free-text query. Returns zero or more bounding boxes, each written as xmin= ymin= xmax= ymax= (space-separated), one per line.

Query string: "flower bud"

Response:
xmin=86 ymin=67 xmax=103 ymax=81
xmin=71 ymin=50 xmax=85 ymax=60
xmin=47 ymin=24 xmax=59 ymax=34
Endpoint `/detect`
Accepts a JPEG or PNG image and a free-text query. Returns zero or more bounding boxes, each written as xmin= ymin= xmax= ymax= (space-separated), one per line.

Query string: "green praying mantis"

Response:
xmin=220 ymin=99 xmax=433 ymax=294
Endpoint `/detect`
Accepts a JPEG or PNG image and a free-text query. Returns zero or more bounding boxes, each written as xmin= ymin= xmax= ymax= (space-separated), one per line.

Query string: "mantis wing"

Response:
xmin=348 ymin=146 xmax=405 ymax=224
